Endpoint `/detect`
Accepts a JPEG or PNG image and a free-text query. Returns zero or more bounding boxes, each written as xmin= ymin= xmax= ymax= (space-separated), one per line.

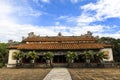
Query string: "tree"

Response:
xmin=66 ymin=51 xmax=78 ymax=67
xmin=43 ymin=51 xmax=54 ymax=67
xmin=96 ymin=51 xmax=109 ymax=63
xmin=112 ymin=39 xmax=120 ymax=62
xmin=99 ymin=37 xmax=120 ymax=62
xmin=0 ymin=43 xmax=8 ymax=66
xmin=13 ymin=51 xmax=25 ymax=66
xmin=96 ymin=51 xmax=109 ymax=67
xmin=27 ymin=51 xmax=39 ymax=64
xmin=84 ymin=50 xmax=94 ymax=63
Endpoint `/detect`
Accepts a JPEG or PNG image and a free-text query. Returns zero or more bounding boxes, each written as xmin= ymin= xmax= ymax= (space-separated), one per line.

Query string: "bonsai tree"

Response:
xmin=27 ymin=51 xmax=39 ymax=64
xmin=96 ymin=51 xmax=109 ymax=63
xmin=13 ymin=51 xmax=24 ymax=66
xmin=43 ymin=51 xmax=54 ymax=67
xmin=66 ymin=51 xmax=78 ymax=67
xmin=84 ymin=50 xmax=94 ymax=63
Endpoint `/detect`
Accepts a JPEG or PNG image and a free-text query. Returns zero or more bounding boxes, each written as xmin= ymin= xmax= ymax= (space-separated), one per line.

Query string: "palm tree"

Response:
xmin=43 ymin=51 xmax=54 ymax=67
xmin=27 ymin=51 xmax=39 ymax=64
xmin=66 ymin=51 xmax=78 ymax=67
xmin=84 ymin=50 xmax=94 ymax=63
xmin=96 ymin=51 xmax=109 ymax=67
xmin=13 ymin=51 xmax=25 ymax=66
xmin=96 ymin=51 xmax=109 ymax=63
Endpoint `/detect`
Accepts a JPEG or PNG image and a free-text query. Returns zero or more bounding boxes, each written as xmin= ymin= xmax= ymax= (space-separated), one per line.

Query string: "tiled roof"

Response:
xmin=22 ymin=36 xmax=97 ymax=42
xmin=8 ymin=32 xmax=113 ymax=50
xmin=14 ymin=43 xmax=105 ymax=50
xmin=103 ymin=44 xmax=113 ymax=48
xmin=8 ymin=45 xmax=18 ymax=49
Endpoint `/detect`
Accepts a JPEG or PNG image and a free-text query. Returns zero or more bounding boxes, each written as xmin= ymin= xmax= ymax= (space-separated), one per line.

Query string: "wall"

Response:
xmin=7 ymin=49 xmax=20 ymax=67
xmin=100 ymin=48 xmax=114 ymax=61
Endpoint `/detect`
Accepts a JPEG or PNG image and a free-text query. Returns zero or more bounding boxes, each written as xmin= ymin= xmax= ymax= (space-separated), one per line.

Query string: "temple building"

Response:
xmin=7 ymin=31 xmax=114 ymax=67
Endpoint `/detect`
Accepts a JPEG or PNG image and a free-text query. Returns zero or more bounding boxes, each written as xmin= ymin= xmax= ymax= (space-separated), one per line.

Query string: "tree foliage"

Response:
xmin=43 ymin=51 xmax=54 ymax=67
xmin=96 ymin=51 xmax=109 ymax=63
xmin=27 ymin=51 xmax=39 ymax=60
xmin=66 ymin=51 xmax=78 ymax=61
xmin=43 ymin=51 xmax=54 ymax=60
xmin=0 ymin=43 xmax=9 ymax=65
xmin=99 ymin=37 xmax=120 ymax=62
xmin=84 ymin=50 xmax=94 ymax=60
xmin=13 ymin=51 xmax=24 ymax=60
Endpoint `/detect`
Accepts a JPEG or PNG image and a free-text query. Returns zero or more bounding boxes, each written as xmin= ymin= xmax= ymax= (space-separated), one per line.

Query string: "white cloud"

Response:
xmin=41 ymin=0 xmax=50 ymax=3
xmin=0 ymin=0 xmax=120 ymax=43
xmin=0 ymin=0 xmax=15 ymax=21
xmin=76 ymin=14 xmax=96 ymax=26
xmin=0 ymin=1 xmax=12 ymax=16
xmin=57 ymin=16 xmax=69 ymax=20
xmin=57 ymin=14 xmax=96 ymax=26
xmin=32 ymin=0 xmax=39 ymax=3
xmin=0 ymin=19 xmax=120 ymax=42
xmin=0 ymin=20 xmax=114 ymax=42
xmin=64 ymin=0 xmax=120 ymax=30
xmin=1 ymin=0 xmax=43 ymax=17
xmin=33 ymin=0 xmax=50 ymax=3
xmin=81 ymin=0 xmax=120 ymax=20
xmin=67 ymin=0 xmax=120 ymax=28
xmin=55 ymin=22 xmax=60 ymax=26
xmin=71 ymin=0 xmax=81 ymax=4
xmin=27 ymin=7 xmax=42 ymax=17
xmin=14 ymin=4 xmax=42 ymax=17
xmin=95 ymin=33 xmax=120 ymax=39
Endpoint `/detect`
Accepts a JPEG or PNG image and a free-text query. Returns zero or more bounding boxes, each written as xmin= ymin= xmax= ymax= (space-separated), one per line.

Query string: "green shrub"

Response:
xmin=117 ymin=62 xmax=120 ymax=65
xmin=0 ymin=63 xmax=3 ymax=68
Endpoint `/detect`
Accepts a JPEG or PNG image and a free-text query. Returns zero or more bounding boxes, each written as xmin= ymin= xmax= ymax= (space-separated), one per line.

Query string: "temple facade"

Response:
xmin=7 ymin=31 xmax=114 ymax=67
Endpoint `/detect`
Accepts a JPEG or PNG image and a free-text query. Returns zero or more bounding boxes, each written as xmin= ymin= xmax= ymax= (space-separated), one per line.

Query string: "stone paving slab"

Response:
xmin=43 ymin=68 xmax=72 ymax=80
xmin=69 ymin=68 xmax=120 ymax=80
xmin=0 ymin=68 xmax=51 ymax=80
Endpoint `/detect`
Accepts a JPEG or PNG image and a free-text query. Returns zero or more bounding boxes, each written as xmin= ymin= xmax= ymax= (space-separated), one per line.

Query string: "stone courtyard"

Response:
xmin=69 ymin=68 xmax=120 ymax=80
xmin=0 ymin=68 xmax=51 ymax=80
xmin=0 ymin=68 xmax=120 ymax=80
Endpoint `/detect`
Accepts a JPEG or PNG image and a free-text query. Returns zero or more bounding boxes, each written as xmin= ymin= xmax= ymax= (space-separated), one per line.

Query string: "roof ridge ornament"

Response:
xmin=80 ymin=31 xmax=93 ymax=37
xmin=58 ymin=32 xmax=62 ymax=36
xmin=28 ymin=32 xmax=36 ymax=38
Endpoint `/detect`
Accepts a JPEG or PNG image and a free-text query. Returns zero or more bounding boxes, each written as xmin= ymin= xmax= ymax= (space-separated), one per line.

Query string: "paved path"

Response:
xmin=43 ymin=68 xmax=72 ymax=80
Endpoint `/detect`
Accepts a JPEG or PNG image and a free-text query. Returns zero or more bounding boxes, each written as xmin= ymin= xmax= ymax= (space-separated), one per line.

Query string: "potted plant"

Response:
xmin=96 ymin=51 xmax=109 ymax=67
xmin=13 ymin=51 xmax=25 ymax=67
xmin=66 ymin=51 xmax=78 ymax=67
xmin=27 ymin=51 xmax=39 ymax=67
xmin=43 ymin=51 xmax=54 ymax=67
xmin=84 ymin=50 xmax=94 ymax=67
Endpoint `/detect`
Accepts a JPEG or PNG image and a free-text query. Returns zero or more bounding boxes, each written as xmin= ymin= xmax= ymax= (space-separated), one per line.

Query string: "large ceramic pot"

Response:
xmin=31 ymin=60 xmax=35 ymax=63
xmin=46 ymin=60 xmax=50 ymax=64
xmin=16 ymin=60 xmax=20 ymax=64
xmin=86 ymin=59 xmax=90 ymax=63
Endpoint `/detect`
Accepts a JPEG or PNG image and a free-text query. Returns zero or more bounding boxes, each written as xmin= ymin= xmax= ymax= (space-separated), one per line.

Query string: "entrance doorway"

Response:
xmin=53 ymin=55 xmax=66 ymax=63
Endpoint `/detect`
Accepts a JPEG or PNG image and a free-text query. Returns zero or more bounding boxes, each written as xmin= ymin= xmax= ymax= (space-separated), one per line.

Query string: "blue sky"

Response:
xmin=0 ymin=0 xmax=120 ymax=42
